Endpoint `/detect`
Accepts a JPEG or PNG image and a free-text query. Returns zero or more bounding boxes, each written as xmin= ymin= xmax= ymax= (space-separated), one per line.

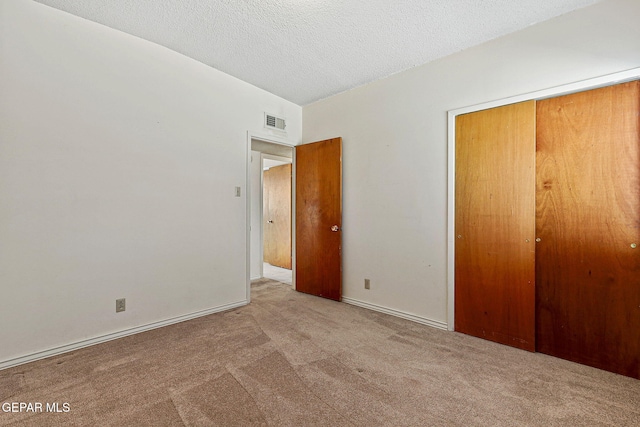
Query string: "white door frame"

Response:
xmin=446 ymin=67 xmax=640 ymax=331
xmin=246 ymin=132 xmax=295 ymax=303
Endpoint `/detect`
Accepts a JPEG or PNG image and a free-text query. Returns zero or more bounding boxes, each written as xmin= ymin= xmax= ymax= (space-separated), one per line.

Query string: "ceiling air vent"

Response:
xmin=265 ymin=113 xmax=286 ymax=131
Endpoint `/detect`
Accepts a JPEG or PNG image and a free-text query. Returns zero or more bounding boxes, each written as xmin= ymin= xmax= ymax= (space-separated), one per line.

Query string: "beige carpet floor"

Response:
xmin=1 ymin=278 xmax=639 ymax=426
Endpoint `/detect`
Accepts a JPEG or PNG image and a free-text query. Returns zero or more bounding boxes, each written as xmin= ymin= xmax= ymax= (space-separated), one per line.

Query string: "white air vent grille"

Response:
xmin=265 ymin=113 xmax=286 ymax=131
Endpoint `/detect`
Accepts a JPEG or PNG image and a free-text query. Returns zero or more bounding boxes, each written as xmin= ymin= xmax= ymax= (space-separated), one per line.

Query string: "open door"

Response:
xmin=295 ymin=138 xmax=342 ymax=301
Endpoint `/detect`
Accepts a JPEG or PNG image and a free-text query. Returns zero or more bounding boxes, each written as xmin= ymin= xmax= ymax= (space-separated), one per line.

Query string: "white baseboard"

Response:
xmin=0 ymin=300 xmax=248 ymax=371
xmin=341 ymin=297 xmax=448 ymax=330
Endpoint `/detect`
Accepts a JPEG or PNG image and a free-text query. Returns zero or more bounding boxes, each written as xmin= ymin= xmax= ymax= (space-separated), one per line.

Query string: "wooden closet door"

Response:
xmin=536 ymin=81 xmax=640 ymax=379
xmin=263 ymin=164 xmax=292 ymax=270
xmin=455 ymin=101 xmax=536 ymax=351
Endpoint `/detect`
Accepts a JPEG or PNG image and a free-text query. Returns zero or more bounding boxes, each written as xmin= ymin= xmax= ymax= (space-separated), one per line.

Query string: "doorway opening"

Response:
xmin=249 ymin=138 xmax=293 ymax=287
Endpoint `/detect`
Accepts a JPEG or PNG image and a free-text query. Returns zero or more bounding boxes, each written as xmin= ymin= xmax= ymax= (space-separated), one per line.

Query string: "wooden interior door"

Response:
xmin=455 ymin=101 xmax=536 ymax=351
xmin=295 ymin=138 xmax=342 ymax=301
xmin=263 ymin=163 xmax=292 ymax=269
xmin=536 ymin=81 xmax=640 ymax=378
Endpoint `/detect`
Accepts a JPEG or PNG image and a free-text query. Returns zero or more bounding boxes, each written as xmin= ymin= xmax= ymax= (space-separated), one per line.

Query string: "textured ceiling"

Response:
xmin=34 ymin=0 xmax=600 ymax=105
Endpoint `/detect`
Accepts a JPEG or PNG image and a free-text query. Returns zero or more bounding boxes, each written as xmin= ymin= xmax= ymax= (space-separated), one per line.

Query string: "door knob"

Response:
xmin=268 ymin=220 xmax=274 ymax=224
xmin=331 ymin=225 xmax=339 ymax=232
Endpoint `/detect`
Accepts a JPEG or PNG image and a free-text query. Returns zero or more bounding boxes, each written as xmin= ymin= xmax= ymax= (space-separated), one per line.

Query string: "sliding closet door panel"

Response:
xmin=536 ymin=81 xmax=640 ymax=378
xmin=455 ymin=101 xmax=536 ymax=351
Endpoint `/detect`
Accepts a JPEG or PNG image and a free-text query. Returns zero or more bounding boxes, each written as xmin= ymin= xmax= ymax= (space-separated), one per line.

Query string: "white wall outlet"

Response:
xmin=116 ymin=298 xmax=126 ymax=313
xmin=364 ymin=279 xmax=370 ymax=290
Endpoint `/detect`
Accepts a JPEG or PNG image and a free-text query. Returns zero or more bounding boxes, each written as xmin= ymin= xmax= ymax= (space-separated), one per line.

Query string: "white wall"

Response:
xmin=0 ymin=0 xmax=301 ymax=368
xmin=302 ymin=0 xmax=640 ymax=327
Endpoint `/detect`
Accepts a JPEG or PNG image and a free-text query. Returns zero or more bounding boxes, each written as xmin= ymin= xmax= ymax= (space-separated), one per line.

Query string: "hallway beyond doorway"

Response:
xmin=263 ymin=262 xmax=292 ymax=284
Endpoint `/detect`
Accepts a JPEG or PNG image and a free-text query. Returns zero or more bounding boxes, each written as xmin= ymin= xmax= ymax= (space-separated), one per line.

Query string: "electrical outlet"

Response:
xmin=235 ymin=186 xmax=241 ymax=197
xmin=116 ymin=298 xmax=126 ymax=313
xmin=364 ymin=279 xmax=370 ymax=290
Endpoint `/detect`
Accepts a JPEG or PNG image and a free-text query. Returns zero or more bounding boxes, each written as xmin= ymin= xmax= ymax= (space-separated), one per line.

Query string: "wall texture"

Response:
xmin=0 ymin=0 xmax=301 ymax=367
xmin=302 ymin=0 xmax=640 ymax=327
